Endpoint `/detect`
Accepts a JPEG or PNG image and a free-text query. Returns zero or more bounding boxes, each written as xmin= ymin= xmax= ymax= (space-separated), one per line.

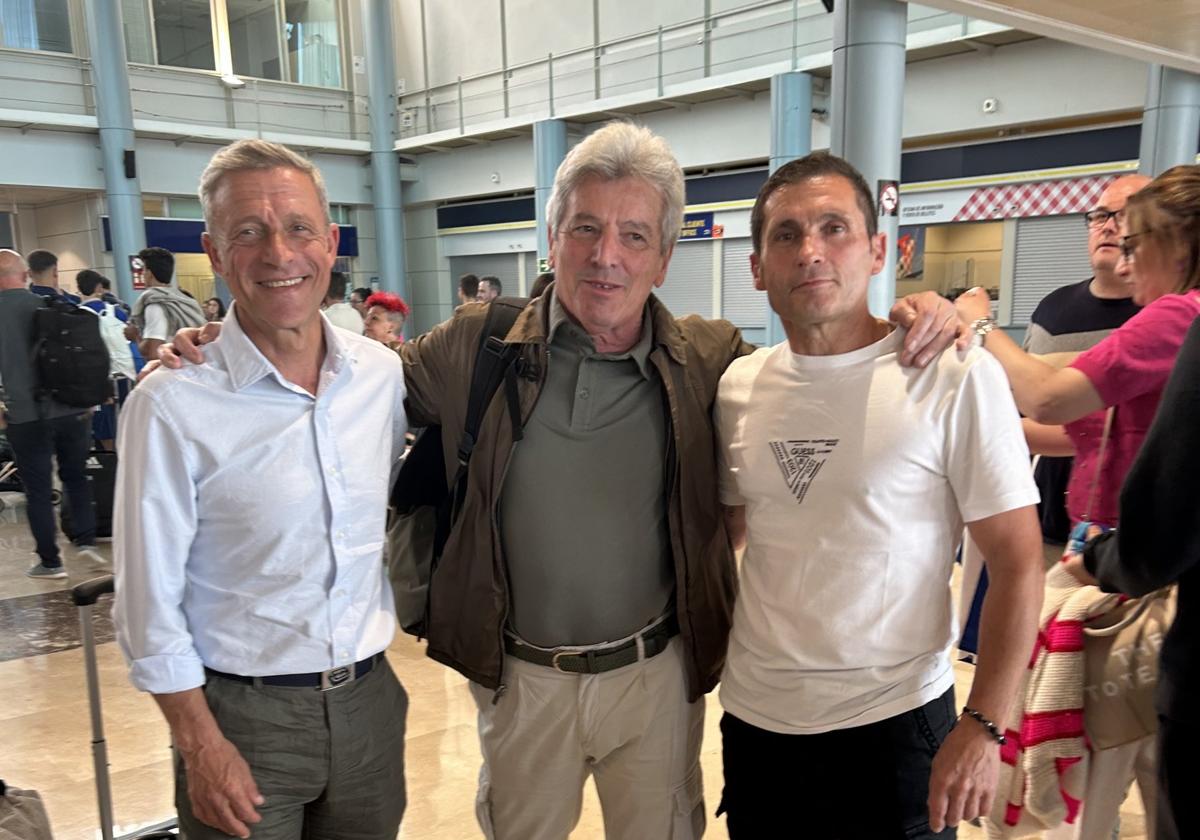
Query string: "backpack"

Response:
xmin=83 ymin=301 xmax=137 ymax=381
xmin=386 ymin=297 xmax=528 ymax=637
xmin=33 ymin=297 xmax=112 ymax=408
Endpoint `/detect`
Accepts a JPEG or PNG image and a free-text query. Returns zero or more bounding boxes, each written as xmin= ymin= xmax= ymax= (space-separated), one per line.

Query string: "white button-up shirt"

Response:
xmin=113 ymin=306 xmax=407 ymax=694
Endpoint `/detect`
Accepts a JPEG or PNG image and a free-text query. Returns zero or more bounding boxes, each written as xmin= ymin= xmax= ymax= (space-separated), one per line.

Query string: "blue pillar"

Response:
xmin=84 ymin=0 xmax=145 ymax=303
xmin=534 ymin=119 xmax=567 ymax=276
xmin=765 ymin=72 xmax=813 ymax=347
xmin=831 ymin=0 xmax=906 ymax=318
xmin=1139 ymin=65 xmax=1200 ymax=177
xmin=364 ymin=0 xmax=408 ymax=316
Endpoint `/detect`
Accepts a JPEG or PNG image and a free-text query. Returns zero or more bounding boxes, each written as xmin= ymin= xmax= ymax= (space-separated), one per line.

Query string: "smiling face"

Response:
xmin=549 ymin=175 xmax=673 ymax=343
xmin=201 ymin=167 xmax=338 ymax=345
xmin=751 ymin=174 xmax=886 ymax=330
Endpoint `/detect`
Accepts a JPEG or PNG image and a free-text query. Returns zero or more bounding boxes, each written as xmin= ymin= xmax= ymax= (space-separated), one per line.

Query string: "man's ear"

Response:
xmin=201 ymin=232 xmax=223 ymax=276
xmin=870 ymin=232 xmax=887 ymax=277
xmin=751 ymin=252 xmax=765 ymax=292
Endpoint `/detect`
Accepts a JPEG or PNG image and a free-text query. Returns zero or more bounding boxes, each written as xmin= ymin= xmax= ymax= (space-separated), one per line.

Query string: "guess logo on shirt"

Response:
xmin=769 ymin=439 xmax=839 ymax=505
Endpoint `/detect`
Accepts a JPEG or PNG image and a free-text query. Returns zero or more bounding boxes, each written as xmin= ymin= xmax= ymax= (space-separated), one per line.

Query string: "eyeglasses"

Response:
xmin=1119 ymin=230 xmax=1152 ymax=261
xmin=1084 ymin=209 xmax=1123 ymax=229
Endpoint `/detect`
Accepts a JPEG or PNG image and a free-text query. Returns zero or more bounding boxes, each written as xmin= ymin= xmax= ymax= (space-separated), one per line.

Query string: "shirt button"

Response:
xmin=578 ymin=388 xmax=590 ymax=400
xmin=336 ymin=529 xmax=347 ymax=540
xmin=335 ymin=589 xmax=346 ymax=598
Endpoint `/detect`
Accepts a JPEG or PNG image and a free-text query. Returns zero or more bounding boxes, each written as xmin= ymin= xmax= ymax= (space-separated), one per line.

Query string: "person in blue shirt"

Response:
xmin=26 ymin=249 xmax=81 ymax=304
xmin=77 ymin=269 xmax=141 ymax=448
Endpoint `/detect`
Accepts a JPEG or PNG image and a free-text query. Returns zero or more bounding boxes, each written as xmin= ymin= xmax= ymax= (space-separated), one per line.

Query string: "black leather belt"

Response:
xmin=205 ymin=652 xmax=383 ymax=691
xmin=505 ymin=615 xmax=679 ymax=675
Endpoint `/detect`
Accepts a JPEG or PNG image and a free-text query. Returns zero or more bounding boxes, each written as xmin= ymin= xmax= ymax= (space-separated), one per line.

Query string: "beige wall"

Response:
xmin=896 ymin=221 xmax=1003 ymax=298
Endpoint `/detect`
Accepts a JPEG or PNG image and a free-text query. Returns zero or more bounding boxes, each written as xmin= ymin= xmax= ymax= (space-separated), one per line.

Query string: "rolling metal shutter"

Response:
xmin=721 ymin=238 xmax=765 ymax=329
xmin=656 ymin=240 xmax=714 ymax=318
xmin=1011 ymin=214 xmax=1091 ymax=325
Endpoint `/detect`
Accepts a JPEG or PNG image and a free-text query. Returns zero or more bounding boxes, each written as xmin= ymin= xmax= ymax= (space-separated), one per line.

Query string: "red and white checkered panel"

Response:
xmin=952 ymin=176 xmax=1118 ymax=222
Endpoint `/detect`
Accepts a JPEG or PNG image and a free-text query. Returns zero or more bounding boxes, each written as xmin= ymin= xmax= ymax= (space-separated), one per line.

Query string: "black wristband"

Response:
xmin=961 ymin=706 xmax=1007 ymax=745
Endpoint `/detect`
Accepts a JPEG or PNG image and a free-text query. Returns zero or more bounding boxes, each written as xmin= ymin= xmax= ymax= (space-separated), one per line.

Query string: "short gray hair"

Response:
xmin=198 ymin=139 xmax=329 ymax=231
xmin=546 ymin=122 xmax=685 ymax=253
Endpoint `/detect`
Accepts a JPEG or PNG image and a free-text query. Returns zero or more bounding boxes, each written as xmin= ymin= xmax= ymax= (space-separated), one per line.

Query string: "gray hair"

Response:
xmin=198 ymin=139 xmax=330 ymax=231
xmin=546 ymin=122 xmax=685 ymax=253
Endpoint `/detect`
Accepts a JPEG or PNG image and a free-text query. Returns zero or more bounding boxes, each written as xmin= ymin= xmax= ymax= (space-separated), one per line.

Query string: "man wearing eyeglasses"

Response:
xmin=1016 ymin=174 xmax=1149 ymax=564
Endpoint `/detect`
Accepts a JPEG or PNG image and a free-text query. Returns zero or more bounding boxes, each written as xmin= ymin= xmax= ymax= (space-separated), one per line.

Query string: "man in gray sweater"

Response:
xmin=0 ymin=249 xmax=100 ymax=578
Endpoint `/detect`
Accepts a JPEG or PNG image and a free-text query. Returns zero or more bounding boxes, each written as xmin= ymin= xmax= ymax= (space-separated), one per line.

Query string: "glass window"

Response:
xmin=152 ymin=0 xmax=215 ymax=70
xmin=228 ymin=0 xmax=282 ymax=81
xmin=0 ymin=213 xmax=14 ymax=249
xmin=142 ymin=196 xmax=166 ymax=217
xmin=284 ymin=0 xmax=342 ymax=88
xmin=122 ymin=0 xmax=154 ymax=64
xmin=168 ymin=196 xmax=204 ymax=219
xmin=330 ymin=204 xmax=351 ymax=225
xmin=0 ymin=0 xmax=73 ymax=53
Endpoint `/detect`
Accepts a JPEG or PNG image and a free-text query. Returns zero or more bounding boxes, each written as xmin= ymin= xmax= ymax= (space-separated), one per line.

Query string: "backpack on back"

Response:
xmin=386 ymin=297 xmax=528 ymax=637
xmin=33 ymin=297 xmax=112 ymax=408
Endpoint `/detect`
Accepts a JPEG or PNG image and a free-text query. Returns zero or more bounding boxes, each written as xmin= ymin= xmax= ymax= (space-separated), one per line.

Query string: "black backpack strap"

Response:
xmin=456 ymin=296 xmax=529 ymax=468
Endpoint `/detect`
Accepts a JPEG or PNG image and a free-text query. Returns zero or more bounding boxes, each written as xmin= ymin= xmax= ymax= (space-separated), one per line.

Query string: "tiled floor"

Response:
xmin=0 ymin=490 xmax=1147 ymax=839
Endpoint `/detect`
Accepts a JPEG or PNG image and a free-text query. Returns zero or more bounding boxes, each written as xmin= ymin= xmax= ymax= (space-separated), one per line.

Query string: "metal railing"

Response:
xmin=397 ymin=1 xmax=986 ymax=138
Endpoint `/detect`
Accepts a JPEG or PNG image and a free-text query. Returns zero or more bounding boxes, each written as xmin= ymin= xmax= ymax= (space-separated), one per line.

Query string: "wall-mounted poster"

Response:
xmin=896 ymin=226 xmax=925 ymax=282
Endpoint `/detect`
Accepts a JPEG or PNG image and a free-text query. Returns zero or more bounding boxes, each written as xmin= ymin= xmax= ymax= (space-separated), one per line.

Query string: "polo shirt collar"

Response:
xmin=547 ymin=288 xmax=656 ymax=380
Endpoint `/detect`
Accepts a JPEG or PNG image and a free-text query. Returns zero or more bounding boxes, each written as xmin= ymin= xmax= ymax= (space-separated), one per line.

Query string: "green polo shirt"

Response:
xmin=500 ymin=291 xmax=673 ymax=647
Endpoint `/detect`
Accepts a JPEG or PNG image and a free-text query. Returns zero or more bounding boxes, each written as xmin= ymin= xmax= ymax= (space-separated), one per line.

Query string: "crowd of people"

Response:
xmin=0 ymin=120 xmax=1195 ymax=840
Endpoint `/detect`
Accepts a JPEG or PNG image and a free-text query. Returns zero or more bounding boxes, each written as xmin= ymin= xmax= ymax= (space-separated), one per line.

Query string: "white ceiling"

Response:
xmin=914 ymin=0 xmax=1200 ymax=74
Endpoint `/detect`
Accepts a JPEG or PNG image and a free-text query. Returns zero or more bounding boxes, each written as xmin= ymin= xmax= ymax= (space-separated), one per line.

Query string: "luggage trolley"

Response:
xmin=73 ymin=576 xmax=177 ymax=840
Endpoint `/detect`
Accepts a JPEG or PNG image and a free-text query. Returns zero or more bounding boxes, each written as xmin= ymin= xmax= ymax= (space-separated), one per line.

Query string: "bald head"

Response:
xmin=1088 ymin=174 xmax=1151 ymax=283
xmin=0 ymin=249 xmax=28 ymax=290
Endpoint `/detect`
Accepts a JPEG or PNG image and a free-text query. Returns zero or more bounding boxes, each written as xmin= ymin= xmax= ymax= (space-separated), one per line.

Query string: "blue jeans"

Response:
xmin=5 ymin=412 xmax=96 ymax=565
xmin=719 ymin=688 xmax=958 ymax=839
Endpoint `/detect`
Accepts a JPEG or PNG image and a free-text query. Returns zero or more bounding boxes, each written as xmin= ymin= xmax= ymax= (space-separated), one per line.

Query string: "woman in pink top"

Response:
xmin=955 ymin=164 xmax=1200 ymax=840
xmin=955 ymin=165 xmax=1200 ymax=529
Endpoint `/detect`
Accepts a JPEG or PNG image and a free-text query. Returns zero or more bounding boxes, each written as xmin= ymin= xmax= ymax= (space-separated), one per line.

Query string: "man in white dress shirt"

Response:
xmin=113 ymin=139 xmax=409 ymax=840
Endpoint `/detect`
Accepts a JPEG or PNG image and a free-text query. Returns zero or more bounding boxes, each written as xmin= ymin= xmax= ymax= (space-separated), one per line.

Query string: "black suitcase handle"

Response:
xmin=72 ymin=575 xmax=115 ymax=606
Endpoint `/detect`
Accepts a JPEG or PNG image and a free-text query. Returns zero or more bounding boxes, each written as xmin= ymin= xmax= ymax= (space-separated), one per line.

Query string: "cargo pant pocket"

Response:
xmin=671 ymin=768 xmax=705 ymax=839
xmin=475 ymin=776 xmax=496 ymax=840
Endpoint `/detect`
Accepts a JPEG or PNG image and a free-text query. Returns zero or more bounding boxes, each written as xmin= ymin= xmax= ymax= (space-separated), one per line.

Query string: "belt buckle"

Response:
xmin=550 ymin=649 xmax=575 ymax=673
xmin=319 ymin=664 xmax=356 ymax=691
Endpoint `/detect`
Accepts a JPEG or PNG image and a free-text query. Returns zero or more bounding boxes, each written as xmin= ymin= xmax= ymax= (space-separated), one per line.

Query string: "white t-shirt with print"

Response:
xmin=716 ymin=329 xmax=1038 ymax=735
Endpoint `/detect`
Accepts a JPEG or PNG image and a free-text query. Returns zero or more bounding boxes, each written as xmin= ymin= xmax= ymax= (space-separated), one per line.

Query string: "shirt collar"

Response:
xmin=547 ymin=288 xmax=655 ymax=379
xmin=216 ymin=303 xmax=352 ymax=394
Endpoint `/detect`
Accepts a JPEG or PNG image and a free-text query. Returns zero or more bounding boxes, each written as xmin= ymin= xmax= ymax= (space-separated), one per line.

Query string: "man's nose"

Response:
xmin=261 ymin=229 xmax=297 ymax=264
xmin=590 ymin=228 xmax=621 ymax=265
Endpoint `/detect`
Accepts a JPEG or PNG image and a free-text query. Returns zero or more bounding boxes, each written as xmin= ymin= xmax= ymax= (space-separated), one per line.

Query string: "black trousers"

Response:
xmin=1156 ymin=715 xmax=1195 ymax=840
xmin=6 ymin=412 xmax=95 ymax=564
xmin=720 ymin=688 xmax=957 ymax=840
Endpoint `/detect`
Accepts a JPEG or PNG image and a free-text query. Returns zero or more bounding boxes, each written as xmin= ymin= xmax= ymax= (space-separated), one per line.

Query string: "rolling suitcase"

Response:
xmin=62 ymin=375 xmax=127 ymax=541
xmin=73 ymin=576 xmax=177 ymax=840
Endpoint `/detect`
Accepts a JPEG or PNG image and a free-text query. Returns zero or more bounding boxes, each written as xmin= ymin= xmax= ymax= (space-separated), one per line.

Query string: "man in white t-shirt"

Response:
xmin=714 ymin=153 xmax=1044 ymax=838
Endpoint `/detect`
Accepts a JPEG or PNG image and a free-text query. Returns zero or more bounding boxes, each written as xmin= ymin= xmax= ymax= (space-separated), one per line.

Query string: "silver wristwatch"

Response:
xmin=970 ymin=316 xmax=997 ymax=340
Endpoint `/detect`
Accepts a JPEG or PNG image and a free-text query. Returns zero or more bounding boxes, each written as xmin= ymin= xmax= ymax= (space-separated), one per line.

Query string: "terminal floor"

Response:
xmin=0 ymin=491 xmax=1148 ymax=839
